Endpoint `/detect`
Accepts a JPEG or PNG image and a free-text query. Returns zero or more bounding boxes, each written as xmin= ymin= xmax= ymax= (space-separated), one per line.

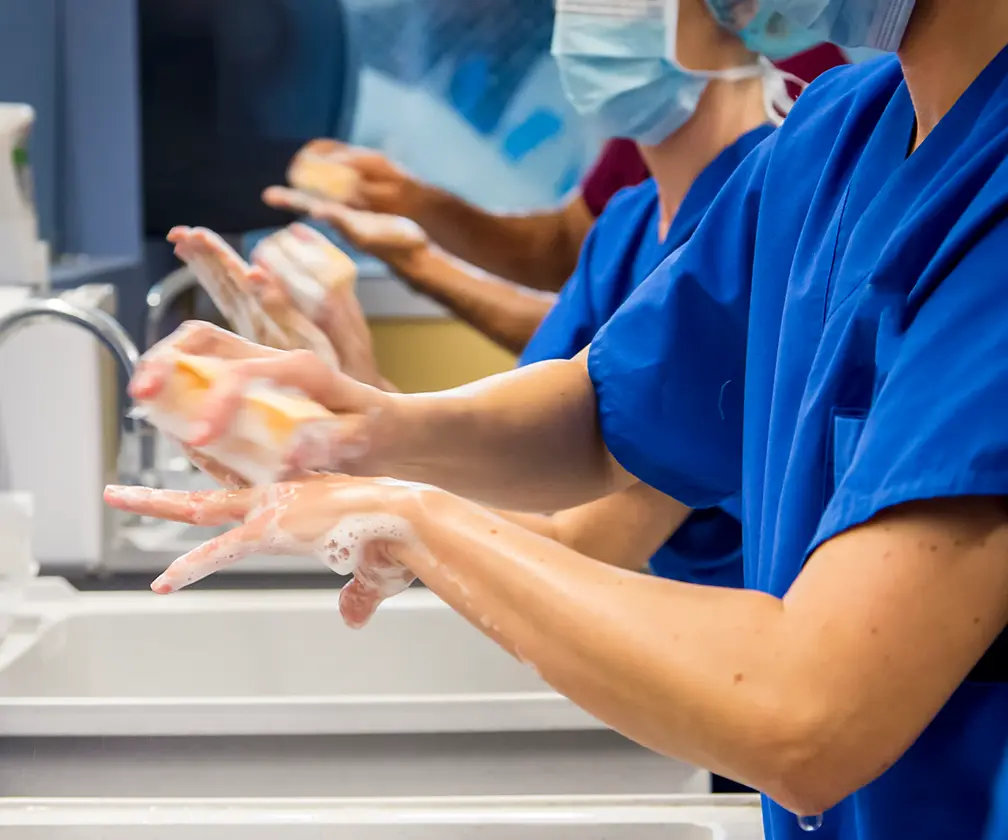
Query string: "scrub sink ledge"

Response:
xmin=0 ymin=794 xmax=765 ymax=840
xmin=0 ymin=579 xmax=602 ymax=737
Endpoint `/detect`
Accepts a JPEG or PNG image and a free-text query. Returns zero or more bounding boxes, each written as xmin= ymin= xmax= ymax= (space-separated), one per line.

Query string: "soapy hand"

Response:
xmin=180 ymin=442 xmax=250 ymax=489
xmin=133 ymin=322 xmax=394 ymax=478
xmin=104 ymin=475 xmax=428 ymax=628
xmin=289 ymin=140 xmax=426 ymax=219
xmin=167 ymin=225 xmax=285 ymax=348
xmin=263 ymin=187 xmax=429 ymax=274
xmin=251 ymin=221 xmax=388 ymax=388
xmin=168 ymin=226 xmax=340 ymax=370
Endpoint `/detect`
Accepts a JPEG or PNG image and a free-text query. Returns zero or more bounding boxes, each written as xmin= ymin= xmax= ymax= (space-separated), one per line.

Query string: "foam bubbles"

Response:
xmin=315 ymin=514 xmax=417 ymax=576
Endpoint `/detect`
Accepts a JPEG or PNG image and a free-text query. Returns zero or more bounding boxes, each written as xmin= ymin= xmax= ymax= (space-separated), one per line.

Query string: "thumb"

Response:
xmin=230 ymin=350 xmax=366 ymax=413
xmin=338 ymin=546 xmax=417 ymax=629
xmin=306 ymin=201 xmax=362 ymax=239
xmin=188 ymin=350 xmax=362 ymax=446
xmin=262 ymin=186 xmax=320 ymax=216
xmin=335 ymin=148 xmax=392 ymax=176
xmin=339 ymin=578 xmax=384 ymax=629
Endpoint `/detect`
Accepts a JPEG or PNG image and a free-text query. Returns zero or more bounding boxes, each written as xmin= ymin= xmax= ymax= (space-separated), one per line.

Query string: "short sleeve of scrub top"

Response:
xmin=518 ymin=180 xmax=746 ymax=588
xmin=587 ymin=134 xmax=775 ymax=509
xmin=519 ymin=180 xmax=660 ymax=367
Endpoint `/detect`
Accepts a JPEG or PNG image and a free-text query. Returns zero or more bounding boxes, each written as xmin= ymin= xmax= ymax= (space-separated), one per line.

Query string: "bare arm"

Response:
xmin=402 ymin=492 xmax=1008 ymax=815
xmin=106 ymin=473 xmax=1008 ymax=813
xmin=393 ymin=247 xmax=556 ymax=355
xmin=146 ymin=327 xmax=632 ymax=512
xmin=263 ymin=187 xmax=560 ymax=355
xmin=409 ymin=190 xmax=593 ymax=293
xmin=377 ymin=351 xmax=632 ymax=510
xmin=498 ymin=482 xmax=691 ymax=572
xmin=289 ymin=142 xmax=593 ymax=292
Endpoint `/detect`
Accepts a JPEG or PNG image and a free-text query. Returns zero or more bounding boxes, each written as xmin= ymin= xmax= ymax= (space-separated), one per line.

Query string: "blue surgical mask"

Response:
xmin=841 ymin=45 xmax=891 ymax=63
xmin=552 ymin=0 xmax=773 ymax=146
xmin=705 ymin=0 xmax=915 ymax=51
xmin=708 ymin=4 xmax=824 ymax=59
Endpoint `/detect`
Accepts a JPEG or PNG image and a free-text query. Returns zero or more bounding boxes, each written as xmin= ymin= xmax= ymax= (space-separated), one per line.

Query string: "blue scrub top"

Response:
xmin=518 ymin=124 xmax=772 ymax=588
xmin=986 ymin=753 xmax=1008 ymax=839
xmin=588 ymin=52 xmax=1008 ymax=840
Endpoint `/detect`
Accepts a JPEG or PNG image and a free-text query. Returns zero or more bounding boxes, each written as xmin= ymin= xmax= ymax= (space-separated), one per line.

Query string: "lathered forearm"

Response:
xmin=400 ymin=489 xmax=806 ymax=798
xmin=397 ymin=492 xmax=1008 ymax=817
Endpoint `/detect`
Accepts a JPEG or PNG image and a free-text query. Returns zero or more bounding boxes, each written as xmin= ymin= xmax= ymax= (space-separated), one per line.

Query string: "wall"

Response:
xmin=371 ymin=318 xmax=515 ymax=393
xmin=0 ymin=0 xmax=58 ymax=248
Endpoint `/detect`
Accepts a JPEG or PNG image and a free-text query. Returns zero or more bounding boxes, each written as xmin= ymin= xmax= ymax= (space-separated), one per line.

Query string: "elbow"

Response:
xmin=746 ymin=694 xmax=881 ymax=818
xmin=765 ymin=764 xmax=849 ymax=820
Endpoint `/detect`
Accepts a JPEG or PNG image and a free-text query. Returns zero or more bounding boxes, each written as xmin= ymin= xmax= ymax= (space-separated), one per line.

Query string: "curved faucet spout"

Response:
xmin=0 ymin=297 xmax=155 ymax=481
xmin=0 ymin=297 xmax=140 ymax=374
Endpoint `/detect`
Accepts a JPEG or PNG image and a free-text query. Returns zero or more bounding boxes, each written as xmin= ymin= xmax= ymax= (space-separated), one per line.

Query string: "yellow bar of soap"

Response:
xmin=287 ymin=152 xmax=362 ymax=205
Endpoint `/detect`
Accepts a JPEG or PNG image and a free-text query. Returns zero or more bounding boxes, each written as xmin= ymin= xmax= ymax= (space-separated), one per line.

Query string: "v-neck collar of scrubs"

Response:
xmin=849 ymin=43 xmax=1008 ymax=210
xmin=664 ymin=124 xmax=774 ymax=252
xmin=826 ymin=45 xmax=1008 ymax=320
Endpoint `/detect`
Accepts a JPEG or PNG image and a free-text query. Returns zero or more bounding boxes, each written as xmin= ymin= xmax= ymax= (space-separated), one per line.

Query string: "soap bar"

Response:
xmin=135 ymin=351 xmax=337 ymax=486
xmin=253 ymin=224 xmax=357 ymax=322
xmin=287 ymin=150 xmax=361 ymax=204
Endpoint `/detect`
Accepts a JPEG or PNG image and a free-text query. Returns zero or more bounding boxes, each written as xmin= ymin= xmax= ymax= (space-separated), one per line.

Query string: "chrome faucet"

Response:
xmin=145 ymin=266 xmax=198 ymax=351
xmin=0 ymin=296 xmax=158 ymax=485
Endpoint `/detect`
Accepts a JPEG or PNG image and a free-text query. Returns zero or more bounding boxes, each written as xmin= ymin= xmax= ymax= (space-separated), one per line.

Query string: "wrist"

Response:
xmin=390 ymin=245 xmax=439 ymax=289
xmin=399 ymin=177 xmax=435 ymax=223
xmin=363 ymin=390 xmax=426 ymax=477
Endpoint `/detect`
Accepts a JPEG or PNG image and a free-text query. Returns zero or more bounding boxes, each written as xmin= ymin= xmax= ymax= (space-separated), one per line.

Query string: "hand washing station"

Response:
xmin=0 ymin=794 xmax=765 ymax=840
xmin=0 ymin=579 xmax=709 ymax=798
xmin=0 ymin=294 xmax=706 ymax=803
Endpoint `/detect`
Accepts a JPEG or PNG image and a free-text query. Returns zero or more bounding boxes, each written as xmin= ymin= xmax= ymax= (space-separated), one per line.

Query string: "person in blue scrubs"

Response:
xmin=269 ymin=2 xmax=812 ymax=589
xmin=107 ymin=1 xmax=1008 ymax=839
xmin=499 ymin=1 xmax=801 ymax=590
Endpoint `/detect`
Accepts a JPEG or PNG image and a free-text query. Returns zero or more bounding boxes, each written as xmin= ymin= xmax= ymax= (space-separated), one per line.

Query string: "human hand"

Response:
xmin=106 ymin=475 xmax=429 ymax=625
xmin=132 ymin=322 xmax=396 ymax=478
xmin=263 ymin=187 xmax=429 ymax=275
xmin=168 ymin=226 xmax=339 ymax=369
xmin=180 ymin=442 xmax=250 ymax=489
xmin=289 ymin=140 xmax=427 ymax=219
xmin=251 ymin=222 xmax=387 ymax=388
xmin=168 ymin=226 xmax=287 ymax=349
xmin=104 ymin=475 xmax=429 ymax=628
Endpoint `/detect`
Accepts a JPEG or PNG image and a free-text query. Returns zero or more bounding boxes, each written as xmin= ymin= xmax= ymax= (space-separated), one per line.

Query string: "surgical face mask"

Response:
xmin=709 ymin=5 xmax=824 ymax=60
xmin=552 ymin=0 xmax=789 ymax=145
xmin=842 ymin=45 xmax=890 ymax=63
xmin=705 ymin=0 xmax=915 ymax=51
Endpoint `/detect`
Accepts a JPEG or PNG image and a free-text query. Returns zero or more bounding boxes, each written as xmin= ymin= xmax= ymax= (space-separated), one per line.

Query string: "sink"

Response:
xmin=0 ymin=581 xmax=592 ymax=735
xmin=0 ymin=580 xmax=709 ymax=798
xmin=0 ymin=795 xmax=765 ymax=840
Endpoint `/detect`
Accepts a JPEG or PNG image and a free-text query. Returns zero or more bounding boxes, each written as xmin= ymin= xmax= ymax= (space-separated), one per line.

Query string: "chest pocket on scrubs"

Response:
xmin=830 ymin=411 xmax=867 ymax=494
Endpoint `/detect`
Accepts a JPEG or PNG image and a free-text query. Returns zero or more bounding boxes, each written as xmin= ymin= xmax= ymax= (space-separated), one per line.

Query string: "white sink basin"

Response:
xmin=0 ymin=580 xmax=709 ymax=799
xmin=0 ymin=580 xmax=592 ymax=736
xmin=0 ymin=795 xmax=765 ymax=840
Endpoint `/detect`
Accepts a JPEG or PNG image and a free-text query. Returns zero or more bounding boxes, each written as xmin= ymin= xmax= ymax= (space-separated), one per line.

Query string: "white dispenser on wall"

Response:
xmin=0 ymin=103 xmax=48 ymax=290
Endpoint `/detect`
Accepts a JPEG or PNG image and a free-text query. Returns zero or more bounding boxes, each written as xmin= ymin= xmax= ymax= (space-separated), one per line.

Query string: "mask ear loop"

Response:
xmin=663 ymin=0 xmax=769 ymax=83
xmin=760 ymin=59 xmax=807 ymax=126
